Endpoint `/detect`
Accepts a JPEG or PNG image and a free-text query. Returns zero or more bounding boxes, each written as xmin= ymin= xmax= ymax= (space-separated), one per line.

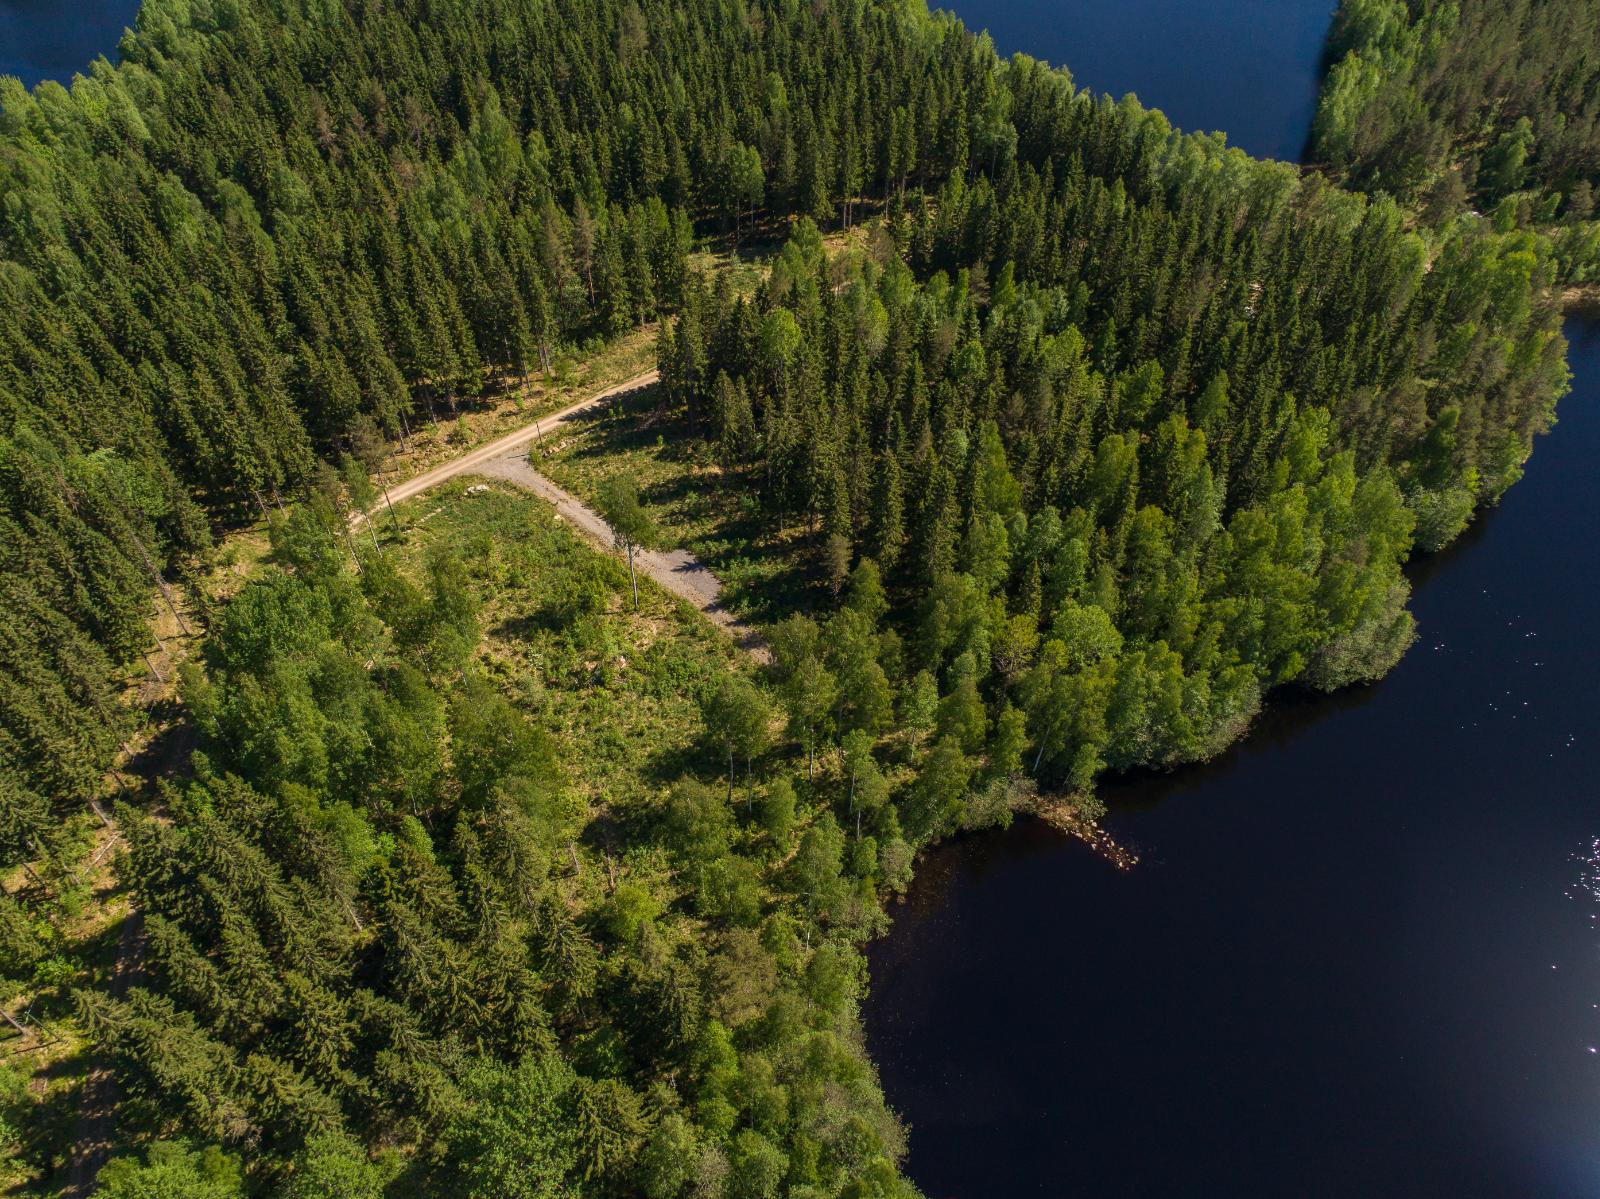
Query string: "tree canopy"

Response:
xmin=1312 ymin=0 xmax=1600 ymax=282
xmin=0 ymin=0 xmax=1588 ymax=1193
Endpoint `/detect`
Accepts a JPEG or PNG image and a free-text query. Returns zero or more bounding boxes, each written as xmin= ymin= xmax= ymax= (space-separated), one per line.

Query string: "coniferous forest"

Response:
xmin=0 ymin=0 xmax=1586 ymax=1195
xmin=1312 ymin=0 xmax=1600 ymax=282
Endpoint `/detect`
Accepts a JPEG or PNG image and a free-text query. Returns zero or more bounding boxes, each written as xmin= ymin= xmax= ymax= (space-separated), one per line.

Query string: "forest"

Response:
xmin=1 ymin=0 xmax=987 ymax=912
xmin=1311 ymin=0 xmax=1600 ymax=283
xmin=0 ymin=0 xmax=1580 ymax=1194
xmin=72 ymin=482 xmax=920 ymax=1198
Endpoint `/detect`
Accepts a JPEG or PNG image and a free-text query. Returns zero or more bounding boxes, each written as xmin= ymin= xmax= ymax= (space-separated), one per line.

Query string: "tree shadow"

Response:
xmin=491 ymin=597 xmax=588 ymax=642
xmin=121 ymin=707 xmax=196 ymax=792
xmin=554 ymin=389 xmax=824 ymax=626
xmin=579 ymin=792 xmax=658 ymax=862
xmin=73 ymin=914 xmax=136 ymax=988
xmin=639 ymin=734 xmax=712 ymax=792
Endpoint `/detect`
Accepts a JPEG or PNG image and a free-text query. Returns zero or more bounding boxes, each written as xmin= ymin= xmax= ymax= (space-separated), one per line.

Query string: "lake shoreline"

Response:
xmin=867 ymin=4 xmax=1600 ymax=1193
xmin=1565 ymin=284 xmax=1600 ymax=316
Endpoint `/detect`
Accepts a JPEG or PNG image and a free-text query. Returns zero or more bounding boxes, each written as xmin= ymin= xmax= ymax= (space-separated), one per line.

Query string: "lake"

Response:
xmin=0 ymin=0 xmax=141 ymax=88
xmin=866 ymin=5 xmax=1600 ymax=1196
xmin=950 ymin=0 xmax=1337 ymax=162
xmin=7 ymin=0 xmax=1597 ymax=1192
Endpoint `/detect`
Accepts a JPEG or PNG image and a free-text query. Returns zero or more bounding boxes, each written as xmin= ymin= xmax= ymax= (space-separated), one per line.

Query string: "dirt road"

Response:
xmin=63 ymin=374 xmax=758 ymax=1190
xmin=379 ymin=370 xmax=768 ymax=661
xmin=378 ymin=370 xmax=660 ymax=508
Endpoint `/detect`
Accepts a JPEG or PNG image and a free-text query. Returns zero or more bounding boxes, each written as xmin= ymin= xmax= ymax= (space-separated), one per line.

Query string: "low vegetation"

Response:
xmin=70 ymin=482 xmax=962 ymax=1198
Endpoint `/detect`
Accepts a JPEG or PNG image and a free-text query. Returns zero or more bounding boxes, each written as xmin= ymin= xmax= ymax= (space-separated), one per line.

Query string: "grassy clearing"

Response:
xmin=523 ymin=223 xmax=879 ymax=628
xmin=1 ymin=815 xmax=132 ymax=1195
xmin=1 ymin=230 xmax=843 ymax=1194
xmin=535 ymin=384 xmax=825 ymax=628
xmin=379 ymin=478 xmax=910 ymax=946
xmin=388 ymin=480 xmax=751 ymax=815
xmin=375 ymin=325 xmax=660 ymax=485
xmin=379 ymin=476 xmax=914 ymax=858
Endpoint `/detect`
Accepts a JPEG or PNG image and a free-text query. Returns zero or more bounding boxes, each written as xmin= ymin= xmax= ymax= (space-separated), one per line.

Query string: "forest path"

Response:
xmin=384 ymin=370 xmax=769 ymax=662
xmin=63 ymin=371 xmax=757 ymax=1190
xmin=379 ymin=369 xmax=660 ymax=508
xmin=59 ymin=905 xmax=143 ymax=1197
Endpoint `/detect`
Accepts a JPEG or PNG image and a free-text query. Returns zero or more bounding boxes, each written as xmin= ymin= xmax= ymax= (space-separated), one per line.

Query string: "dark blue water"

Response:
xmin=868 ymin=6 xmax=1600 ymax=1195
xmin=950 ymin=0 xmax=1335 ymax=162
xmin=868 ymin=317 xmax=1600 ymax=1196
xmin=0 ymin=0 xmax=140 ymax=88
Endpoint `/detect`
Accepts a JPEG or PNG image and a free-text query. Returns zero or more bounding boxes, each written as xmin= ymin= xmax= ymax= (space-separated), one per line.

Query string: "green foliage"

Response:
xmin=596 ymin=473 xmax=658 ymax=554
xmin=903 ymin=738 xmax=972 ymax=842
xmin=279 ymin=1134 xmax=397 ymax=1199
xmin=596 ymin=472 xmax=659 ymax=608
xmin=680 ymin=153 xmax=1542 ymax=785
xmin=788 ymin=813 xmax=849 ymax=924
xmin=8 ymin=0 xmax=1570 ymax=879
xmin=702 ymin=674 xmax=773 ymax=801
xmin=637 ymin=1112 xmax=700 ymax=1199
xmin=431 ymin=1055 xmax=582 ymax=1198
xmin=760 ymin=778 xmax=798 ymax=854
xmin=7 ymin=0 xmax=1586 ymax=1193
xmin=95 ymin=1142 xmax=246 ymax=1199
xmin=0 ymin=0 xmax=965 ymax=822
xmin=92 ymin=481 xmax=911 ymax=1196
xmin=728 ymin=1127 xmax=788 ymax=1199
xmin=1312 ymin=0 xmax=1600 ymax=282
xmin=0 ymin=437 xmax=183 ymax=858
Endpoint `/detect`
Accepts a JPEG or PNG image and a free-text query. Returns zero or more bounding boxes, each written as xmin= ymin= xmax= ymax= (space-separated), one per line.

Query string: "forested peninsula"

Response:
xmin=1312 ymin=0 xmax=1600 ymax=286
xmin=0 ymin=0 xmax=1577 ymax=1195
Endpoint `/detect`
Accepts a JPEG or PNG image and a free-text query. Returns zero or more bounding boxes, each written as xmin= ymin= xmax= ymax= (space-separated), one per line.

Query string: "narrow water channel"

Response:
xmin=866 ymin=4 xmax=1600 ymax=1195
